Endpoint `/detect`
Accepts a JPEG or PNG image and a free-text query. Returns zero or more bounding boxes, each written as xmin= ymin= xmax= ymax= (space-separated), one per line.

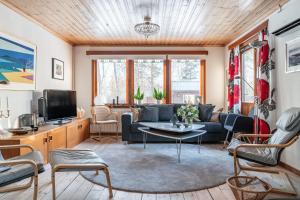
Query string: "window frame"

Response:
xmin=91 ymin=57 xmax=206 ymax=107
xmin=240 ymin=46 xmax=257 ymax=115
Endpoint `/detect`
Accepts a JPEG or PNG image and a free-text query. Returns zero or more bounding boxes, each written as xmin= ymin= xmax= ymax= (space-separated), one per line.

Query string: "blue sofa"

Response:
xmin=121 ymin=104 xmax=228 ymax=143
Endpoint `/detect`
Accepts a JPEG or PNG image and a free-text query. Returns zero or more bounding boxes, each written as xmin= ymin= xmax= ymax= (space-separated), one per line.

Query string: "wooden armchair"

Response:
xmin=91 ymin=105 xmax=119 ymax=141
xmin=227 ymin=107 xmax=300 ymax=196
xmin=0 ymin=144 xmax=45 ymax=200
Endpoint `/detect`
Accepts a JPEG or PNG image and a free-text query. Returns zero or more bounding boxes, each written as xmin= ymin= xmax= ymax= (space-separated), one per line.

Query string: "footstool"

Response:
xmin=49 ymin=149 xmax=113 ymax=200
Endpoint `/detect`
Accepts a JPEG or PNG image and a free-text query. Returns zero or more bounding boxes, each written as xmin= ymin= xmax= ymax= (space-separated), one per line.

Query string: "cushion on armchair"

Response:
xmin=227 ymin=138 xmax=275 ymax=165
xmin=0 ymin=151 xmax=45 ymax=187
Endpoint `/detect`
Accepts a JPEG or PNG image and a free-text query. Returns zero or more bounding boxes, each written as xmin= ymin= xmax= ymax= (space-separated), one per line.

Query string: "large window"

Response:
xmin=241 ymin=48 xmax=255 ymax=103
xmin=134 ymin=59 xmax=164 ymax=104
xmin=171 ymin=59 xmax=200 ymax=104
xmin=95 ymin=59 xmax=126 ymax=105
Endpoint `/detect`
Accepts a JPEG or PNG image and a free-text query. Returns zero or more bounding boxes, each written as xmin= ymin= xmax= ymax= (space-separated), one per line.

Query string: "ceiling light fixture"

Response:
xmin=134 ymin=16 xmax=160 ymax=38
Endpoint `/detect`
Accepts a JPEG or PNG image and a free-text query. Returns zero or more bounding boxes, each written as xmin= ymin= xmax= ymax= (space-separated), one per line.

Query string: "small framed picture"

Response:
xmin=286 ymin=37 xmax=300 ymax=73
xmin=52 ymin=58 xmax=64 ymax=80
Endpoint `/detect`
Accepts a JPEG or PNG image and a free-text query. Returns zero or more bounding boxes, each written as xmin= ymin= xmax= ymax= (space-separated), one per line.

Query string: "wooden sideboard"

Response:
xmin=0 ymin=118 xmax=90 ymax=163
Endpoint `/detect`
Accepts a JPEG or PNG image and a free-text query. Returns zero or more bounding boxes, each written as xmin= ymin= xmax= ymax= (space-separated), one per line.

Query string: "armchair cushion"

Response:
xmin=0 ymin=151 xmax=44 ymax=187
xmin=276 ymin=107 xmax=300 ymax=132
xmin=227 ymin=138 xmax=276 ymax=166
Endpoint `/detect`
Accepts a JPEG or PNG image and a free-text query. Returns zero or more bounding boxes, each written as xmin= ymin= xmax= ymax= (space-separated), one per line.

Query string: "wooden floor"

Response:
xmin=0 ymin=136 xmax=299 ymax=200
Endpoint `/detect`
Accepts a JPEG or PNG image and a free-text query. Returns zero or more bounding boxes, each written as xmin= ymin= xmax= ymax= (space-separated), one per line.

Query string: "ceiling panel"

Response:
xmin=0 ymin=0 xmax=288 ymax=46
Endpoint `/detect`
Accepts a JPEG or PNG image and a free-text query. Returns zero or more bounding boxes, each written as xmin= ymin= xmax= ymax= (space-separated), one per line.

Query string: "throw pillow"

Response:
xmin=130 ymin=107 xmax=141 ymax=122
xmin=157 ymin=104 xmax=174 ymax=121
xmin=210 ymin=107 xmax=224 ymax=122
xmin=198 ymin=103 xmax=215 ymax=122
xmin=210 ymin=112 xmax=220 ymax=122
xmin=138 ymin=106 xmax=159 ymax=122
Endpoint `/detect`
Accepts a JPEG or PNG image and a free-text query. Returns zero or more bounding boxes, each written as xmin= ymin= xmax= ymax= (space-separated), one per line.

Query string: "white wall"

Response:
xmin=0 ymin=3 xmax=73 ymax=127
xmin=74 ymin=46 xmax=226 ymax=117
xmin=269 ymin=0 xmax=300 ymax=170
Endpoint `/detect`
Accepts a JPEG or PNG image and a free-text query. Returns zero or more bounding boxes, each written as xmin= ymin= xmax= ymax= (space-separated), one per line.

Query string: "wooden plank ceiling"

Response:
xmin=1 ymin=0 xmax=288 ymax=46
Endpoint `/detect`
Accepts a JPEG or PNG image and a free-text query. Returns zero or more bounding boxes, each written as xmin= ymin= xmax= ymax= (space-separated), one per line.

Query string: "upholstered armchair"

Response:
xmin=223 ymin=108 xmax=254 ymax=146
xmin=227 ymin=107 xmax=300 ymax=195
xmin=0 ymin=145 xmax=45 ymax=200
xmin=91 ymin=105 xmax=119 ymax=141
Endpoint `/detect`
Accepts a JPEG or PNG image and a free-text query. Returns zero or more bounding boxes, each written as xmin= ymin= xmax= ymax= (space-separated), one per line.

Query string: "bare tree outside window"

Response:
xmin=134 ymin=59 xmax=164 ymax=104
xmin=95 ymin=59 xmax=126 ymax=105
xmin=242 ymin=49 xmax=255 ymax=103
xmin=171 ymin=59 xmax=200 ymax=104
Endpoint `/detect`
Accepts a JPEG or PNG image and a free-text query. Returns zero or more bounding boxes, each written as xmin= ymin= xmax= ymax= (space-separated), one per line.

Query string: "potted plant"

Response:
xmin=134 ymin=86 xmax=144 ymax=105
xmin=176 ymin=104 xmax=199 ymax=125
xmin=153 ymin=88 xmax=165 ymax=104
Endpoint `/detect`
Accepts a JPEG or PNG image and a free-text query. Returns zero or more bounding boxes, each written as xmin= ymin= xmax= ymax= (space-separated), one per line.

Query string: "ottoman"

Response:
xmin=49 ymin=149 xmax=113 ymax=200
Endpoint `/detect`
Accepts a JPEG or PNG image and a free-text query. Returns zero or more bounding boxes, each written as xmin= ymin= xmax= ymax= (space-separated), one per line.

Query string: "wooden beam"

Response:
xmin=164 ymin=59 xmax=172 ymax=104
xmin=126 ymin=59 xmax=134 ymax=106
xmin=228 ymin=20 xmax=268 ymax=50
xmin=200 ymin=60 xmax=206 ymax=104
xmin=91 ymin=60 xmax=97 ymax=106
xmin=86 ymin=50 xmax=208 ymax=55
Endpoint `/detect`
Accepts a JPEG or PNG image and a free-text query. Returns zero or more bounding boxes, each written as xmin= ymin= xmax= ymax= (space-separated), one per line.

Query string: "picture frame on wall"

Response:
xmin=286 ymin=37 xmax=300 ymax=73
xmin=52 ymin=58 xmax=64 ymax=80
xmin=0 ymin=32 xmax=37 ymax=90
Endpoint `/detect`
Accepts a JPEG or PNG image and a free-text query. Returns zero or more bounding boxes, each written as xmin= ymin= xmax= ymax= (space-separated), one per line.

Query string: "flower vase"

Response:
xmin=184 ymin=118 xmax=193 ymax=127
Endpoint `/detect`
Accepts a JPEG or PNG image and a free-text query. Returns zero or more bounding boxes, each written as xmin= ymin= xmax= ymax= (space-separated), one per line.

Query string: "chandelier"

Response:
xmin=134 ymin=16 xmax=160 ymax=38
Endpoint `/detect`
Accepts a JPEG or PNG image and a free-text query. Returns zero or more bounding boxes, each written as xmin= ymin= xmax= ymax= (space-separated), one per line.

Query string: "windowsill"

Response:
xmin=105 ymin=104 xmax=131 ymax=108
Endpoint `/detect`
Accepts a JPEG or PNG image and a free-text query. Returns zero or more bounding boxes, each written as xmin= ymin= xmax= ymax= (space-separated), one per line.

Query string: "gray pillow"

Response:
xmin=157 ymin=105 xmax=174 ymax=121
xmin=198 ymin=104 xmax=215 ymax=122
xmin=276 ymin=107 xmax=300 ymax=132
xmin=138 ymin=106 xmax=159 ymax=122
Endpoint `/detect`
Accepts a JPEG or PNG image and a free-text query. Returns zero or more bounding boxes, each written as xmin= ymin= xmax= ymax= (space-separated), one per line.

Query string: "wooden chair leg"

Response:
xmin=223 ymin=130 xmax=231 ymax=148
xmin=33 ymin=174 xmax=38 ymax=200
xmin=51 ymin=170 xmax=56 ymax=200
xmin=103 ymin=167 xmax=113 ymax=198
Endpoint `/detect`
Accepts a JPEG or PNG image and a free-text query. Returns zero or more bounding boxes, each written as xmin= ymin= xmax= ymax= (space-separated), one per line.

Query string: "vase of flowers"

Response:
xmin=176 ymin=105 xmax=199 ymax=126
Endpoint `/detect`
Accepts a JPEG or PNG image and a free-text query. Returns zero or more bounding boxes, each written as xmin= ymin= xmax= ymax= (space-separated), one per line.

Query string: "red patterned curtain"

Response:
xmin=256 ymin=28 xmax=276 ymax=137
xmin=228 ymin=48 xmax=241 ymax=113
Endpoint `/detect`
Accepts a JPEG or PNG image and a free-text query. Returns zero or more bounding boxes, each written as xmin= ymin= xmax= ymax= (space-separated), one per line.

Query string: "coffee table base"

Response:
xmin=139 ymin=127 xmax=206 ymax=163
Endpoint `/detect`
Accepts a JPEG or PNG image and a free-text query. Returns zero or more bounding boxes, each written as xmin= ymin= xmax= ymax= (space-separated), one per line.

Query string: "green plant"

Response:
xmin=153 ymin=88 xmax=165 ymax=100
xmin=134 ymin=86 xmax=144 ymax=100
xmin=177 ymin=105 xmax=199 ymax=124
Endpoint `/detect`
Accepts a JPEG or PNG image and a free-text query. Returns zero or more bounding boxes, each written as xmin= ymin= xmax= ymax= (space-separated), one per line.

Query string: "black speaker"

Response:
xmin=38 ymin=97 xmax=45 ymax=117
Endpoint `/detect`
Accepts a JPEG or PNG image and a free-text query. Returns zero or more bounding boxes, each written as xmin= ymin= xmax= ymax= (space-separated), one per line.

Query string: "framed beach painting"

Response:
xmin=286 ymin=37 xmax=300 ymax=73
xmin=0 ymin=32 xmax=36 ymax=90
xmin=52 ymin=58 xmax=64 ymax=80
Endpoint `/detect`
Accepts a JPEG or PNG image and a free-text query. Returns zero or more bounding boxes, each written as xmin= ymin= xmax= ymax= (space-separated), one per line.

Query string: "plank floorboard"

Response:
xmin=1 ymin=136 xmax=299 ymax=200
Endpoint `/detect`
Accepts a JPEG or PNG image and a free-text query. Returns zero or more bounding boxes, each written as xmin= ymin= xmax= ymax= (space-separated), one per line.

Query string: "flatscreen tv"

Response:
xmin=43 ymin=89 xmax=77 ymax=123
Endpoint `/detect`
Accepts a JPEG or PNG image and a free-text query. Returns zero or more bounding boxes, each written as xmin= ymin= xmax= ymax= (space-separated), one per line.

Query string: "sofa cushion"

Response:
xmin=157 ymin=104 xmax=174 ymax=121
xmin=198 ymin=104 xmax=215 ymax=122
xmin=193 ymin=121 xmax=223 ymax=133
xmin=138 ymin=106 xmax=159 ymax=122
xmin=131 ymin=122 xmax=145 ymax=133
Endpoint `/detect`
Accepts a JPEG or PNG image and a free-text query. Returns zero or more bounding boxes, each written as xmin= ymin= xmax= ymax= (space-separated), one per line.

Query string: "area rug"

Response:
xmin=80 ymin=143 xmax=233 ymax=193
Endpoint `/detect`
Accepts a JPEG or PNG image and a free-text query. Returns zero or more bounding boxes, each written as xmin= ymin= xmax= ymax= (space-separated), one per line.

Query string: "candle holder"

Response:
xmin=0 ymin=109 xmax=10 ymax=118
